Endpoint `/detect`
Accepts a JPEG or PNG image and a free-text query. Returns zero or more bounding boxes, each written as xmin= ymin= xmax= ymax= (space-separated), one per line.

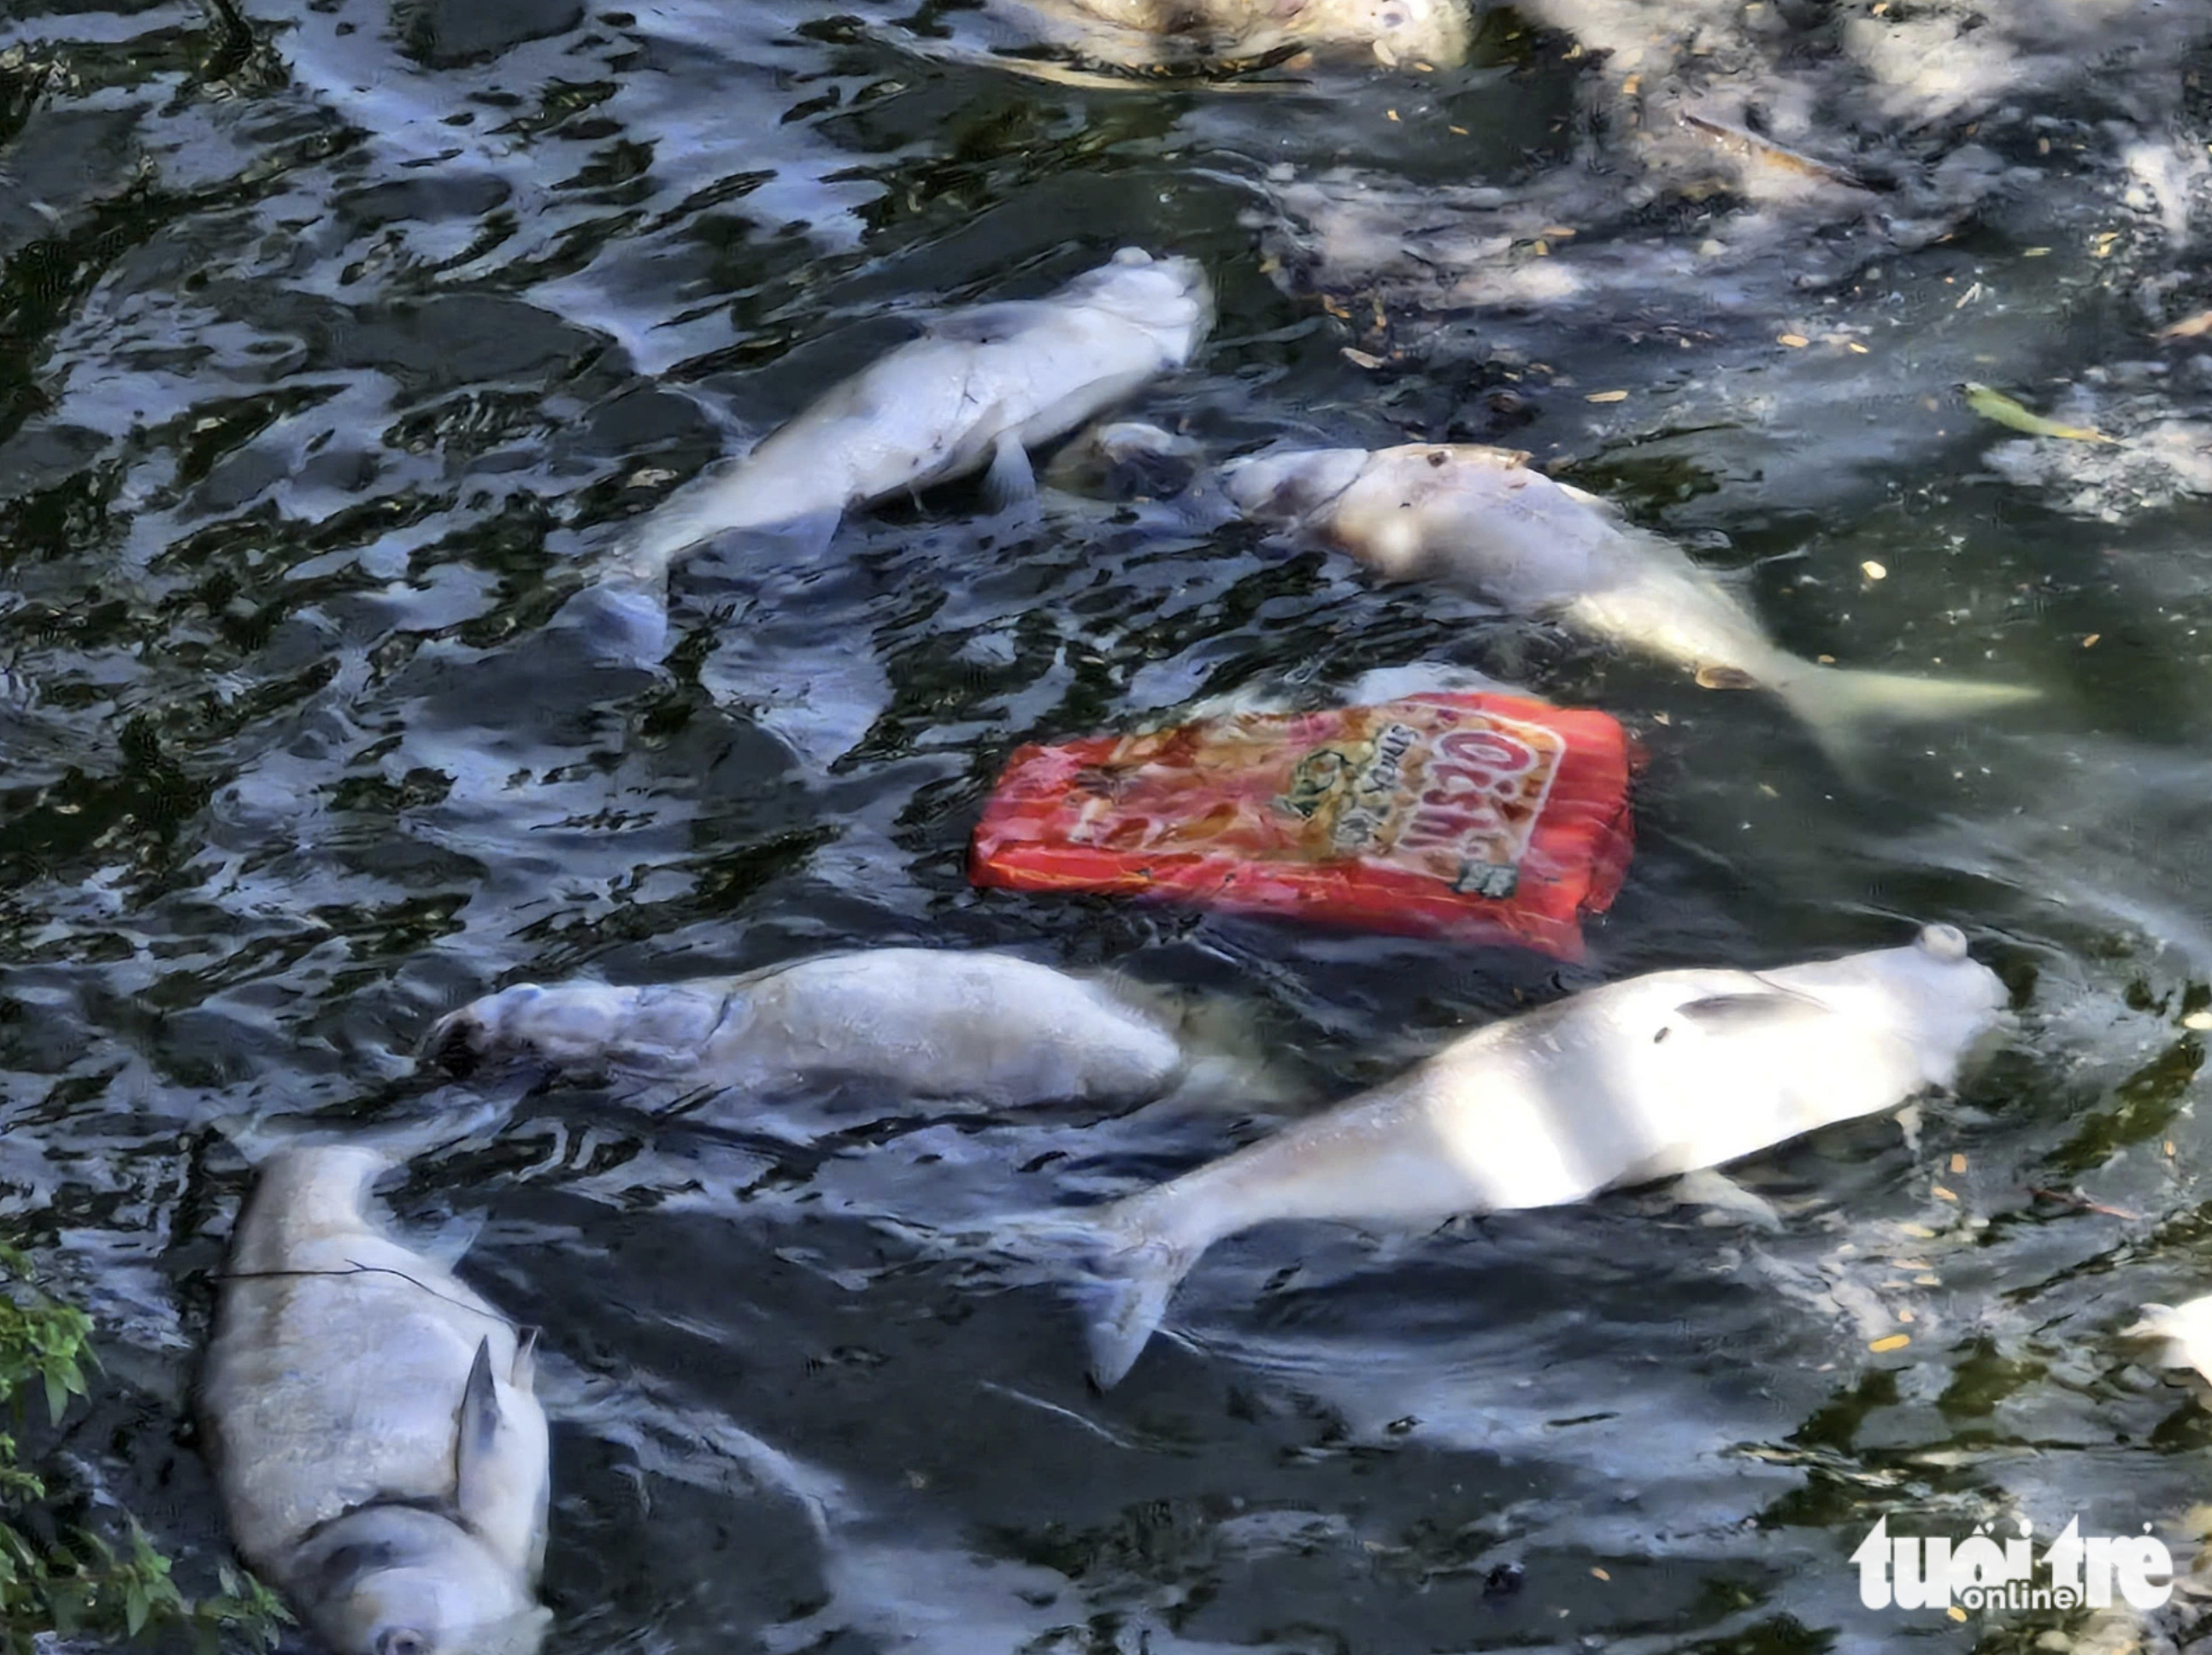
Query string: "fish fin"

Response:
xmin=1080 ymin=1233 xmax=1194 ymax=1391
xmin=510 ymin=1326 xmax=540 ymax=1393
xmin=749 ymin=505 xmax=844 ymax=566
xmin=1777 ymin=665 xmax=2041 ymax=777
xmin=991 ymin=1206 xmax=1201 ymax=1390
xmin=559 ymin=575 xmax=671 ymax=668
xmin=984 ymin=431 xmax=1039 ymax=509
xmin=418 ymin=1206 xmax=490 ymax=1273
xmin=1668 ymin=1168 xmax=1785 ymax=1231
xmin=461 ymin=1338 xmax=503 ymax=1452
xmin=1670 ymin=990 xmax=1833 ymax=1034
xmin=455 ymin=1336 xmax=521 ymax=1540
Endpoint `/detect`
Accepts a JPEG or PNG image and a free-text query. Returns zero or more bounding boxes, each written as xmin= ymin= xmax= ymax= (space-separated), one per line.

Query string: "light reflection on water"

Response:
xmin=5 ymin=0 xmax=2212 ymax=1650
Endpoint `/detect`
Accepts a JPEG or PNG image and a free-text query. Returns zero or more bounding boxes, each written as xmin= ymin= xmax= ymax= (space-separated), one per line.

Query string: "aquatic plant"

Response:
xmin=0 ymin=1242 xmax=288 ymax=1655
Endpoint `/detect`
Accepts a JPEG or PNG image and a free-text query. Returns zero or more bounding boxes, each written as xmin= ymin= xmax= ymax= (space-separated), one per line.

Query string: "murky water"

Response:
xmin=9 ymin=2 xmax=2212 ymax=1651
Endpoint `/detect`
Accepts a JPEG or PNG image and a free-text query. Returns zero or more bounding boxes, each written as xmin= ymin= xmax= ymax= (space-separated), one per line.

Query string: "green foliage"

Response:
xmin=0 ymin=1241 xmax=290 ymax=1654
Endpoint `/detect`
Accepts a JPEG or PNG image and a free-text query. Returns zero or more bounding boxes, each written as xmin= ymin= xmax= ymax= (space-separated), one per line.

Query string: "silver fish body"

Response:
xmin=201 ymin=1146 xmax=550 ymax=1655
xmin=985 ymin=0 xmax=1473 ymax=68
xmin=585 ymin=248 xmax=1210 ymax=659
xmin=1221 ymin=443 xmax=2039 ymax=762
xmin=1076 ymin=923 xmax=2010 ymax=1386
xmin=428 ymin=948 xmax=1188 ymax=1109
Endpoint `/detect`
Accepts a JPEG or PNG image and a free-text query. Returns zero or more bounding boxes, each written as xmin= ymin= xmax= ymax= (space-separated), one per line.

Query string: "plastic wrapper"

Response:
xmin=970 ymin=692 xmax=1636 ymax=959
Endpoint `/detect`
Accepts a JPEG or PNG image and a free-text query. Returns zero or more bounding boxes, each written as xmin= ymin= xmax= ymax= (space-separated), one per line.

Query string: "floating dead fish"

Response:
xmin=2127 ymin=1297 xmax=2212 ymax=1386
xmin=1051 ymin=923 xmax=2009 ymax=1387
xmin=200 ymin=1145 xmax=551 ymax=1655
xmin=982 ymin=0 xmax=1471 ymax=72
xmin=1221 ymin=442 xmax=2041 ymax=768
xmin=427 ymin=948 xmax=1192 ymax=1110
xmin=574 ymin=249 xmax=1212 ymax=663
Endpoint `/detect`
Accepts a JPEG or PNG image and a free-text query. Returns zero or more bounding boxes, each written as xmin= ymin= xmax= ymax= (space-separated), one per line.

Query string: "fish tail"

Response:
xmin=1778 ymin=665 xmax=2042 ymax=771
xmin=1080 ymin=1226 xmax=1197 ymax=1390
xmin=1001 ymin=1198 xmax=1203 ymax=1390
xmin=209 ymin=1087 xmax=525 ymax=1176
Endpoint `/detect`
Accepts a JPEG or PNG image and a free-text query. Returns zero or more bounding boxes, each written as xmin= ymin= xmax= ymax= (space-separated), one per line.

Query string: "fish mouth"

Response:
xmin=1221 ymin=447 xmax=1368 ymax=523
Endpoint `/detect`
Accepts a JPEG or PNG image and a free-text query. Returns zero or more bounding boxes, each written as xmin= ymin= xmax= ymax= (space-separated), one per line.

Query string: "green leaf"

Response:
xmin=125 ymin=1579 xmax=149 ymax=1636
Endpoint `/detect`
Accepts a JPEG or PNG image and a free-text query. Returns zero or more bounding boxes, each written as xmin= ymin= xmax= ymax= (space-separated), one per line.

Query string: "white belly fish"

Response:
xmin=1065 ymin=923 xmax=2009 ymax=1387
xmin=579 ymin=248 xmax=1212 ymax=661
xmin=427 ymin=948 xmax=1188 ymax=1110
xmin=200 ymin=1146 xmax=550 ymax=1655
xmin=2127 ymin=1297 xmax=2212 ymax=1386
xmin=1221 ymin=443 xmax=2041 ymax=766
xmin=982 ymin=0 xmax=1473 ymax=70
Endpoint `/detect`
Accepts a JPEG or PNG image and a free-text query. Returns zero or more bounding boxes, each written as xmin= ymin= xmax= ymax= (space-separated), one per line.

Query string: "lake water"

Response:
xmin=7 ymin=1 xmax=2212 ymax=1651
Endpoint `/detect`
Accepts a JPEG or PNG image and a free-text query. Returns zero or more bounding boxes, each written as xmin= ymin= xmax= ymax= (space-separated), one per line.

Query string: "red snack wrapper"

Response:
xmin=969 ymin=692 xmax=1636 ymax=960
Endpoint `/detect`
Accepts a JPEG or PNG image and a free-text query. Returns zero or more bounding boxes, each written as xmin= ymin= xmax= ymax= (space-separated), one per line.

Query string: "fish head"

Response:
xmin=1302 ymin=0 xmax=1473 ymax=63
xmin=1220 ymin=448 xmax=1369 ymax=528
xmin=1065 ymin=249 xmax=1215 ymax=362
xmin=1780 ymin=922 xmax=2014 ymax=1088
xmin=425 ymin=981 xmax=626 ymax=1077
xmin=291 ymin=1505 xmax=547 ymax=1655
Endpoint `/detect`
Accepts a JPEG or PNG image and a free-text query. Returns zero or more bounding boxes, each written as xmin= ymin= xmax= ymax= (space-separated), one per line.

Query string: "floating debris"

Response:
xmin=1869 ymin=1334 xmax=1911 ymax=1353
xmin=1675 ymin=111 xmax=1868 ymax=189
xmin=1963 ymin=382 xmax=2117 ymax=444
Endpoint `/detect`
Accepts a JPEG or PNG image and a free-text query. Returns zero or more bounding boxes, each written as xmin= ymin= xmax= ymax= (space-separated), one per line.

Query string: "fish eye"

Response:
xmin=1917 ymin=923 xmax=1968 ymax=962
xmin=376 ymin=1630 xmax=429 ymax=1655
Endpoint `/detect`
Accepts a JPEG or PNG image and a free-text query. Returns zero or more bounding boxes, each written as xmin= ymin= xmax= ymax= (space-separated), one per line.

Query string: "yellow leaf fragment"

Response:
xmin=1696 ymin=664 xmax=1758 ymax=690
xmin=2184 ymin=1010 xmax=2212 ymax=1030
xmin=1862 ymin=561 xmax=1887 ymax=580
xmin=2083 ymin=633 xmax=2101 ymax=648
xmin=2159 ymin=309 xmax=2212 ymax=342
xmin=1870 ymin=1334 xmax=1911 ymax=1353
xmin=1591 ymin=1568 xmax=1611 ymax=1581
xmin=1932 ymin=1184 xmax=1959 ymax=1202
xmin=1586 ymin=389 xmax=1630 ymax=403
xmin=1962 ymin=382 xmax=2116 ymax=444
xmin=1778 ymin=333 xmax=1809 ymax=348
xmin=1949 ymin=1152 xmax=1967 ymax=1174
xmin=1949 ymin=1606 xmax=1968 ymax=1623
xmin=1846 ymin=340 xmax=1870 ymax=354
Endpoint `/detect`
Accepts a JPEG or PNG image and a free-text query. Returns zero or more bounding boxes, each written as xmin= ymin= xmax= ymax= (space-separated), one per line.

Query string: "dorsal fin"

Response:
xmin=1666 ymin=989 xmax=1831 ymax=1035
xmin=456 ymin=1337 xmax=502 ymax=1499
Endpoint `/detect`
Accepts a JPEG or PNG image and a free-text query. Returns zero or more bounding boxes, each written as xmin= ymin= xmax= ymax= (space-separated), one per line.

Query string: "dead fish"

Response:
xmin=1056 ymin=923 xmax=2009 ymax=1387
xmin=427 ymin=948 xmax=1189 ymax=1110
xmin=576 ymin=249 xmax=1212 ymax=663
xmin=985 ymin=0 xmax=1471 ymax=69
xmin=1221 ymin=443 xmax=2041 ymax=767
xmin=200 ymin=1145 xmax=550 ymax=1655
xmin=1040 ymin=418 xmax=1204 ymax=498
xmin=2127 ymin=1297 xmax=2212 ymax=1386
